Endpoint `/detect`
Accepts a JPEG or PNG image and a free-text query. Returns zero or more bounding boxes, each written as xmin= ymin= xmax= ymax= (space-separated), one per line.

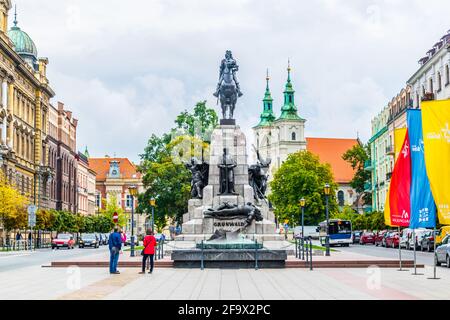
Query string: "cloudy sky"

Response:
xmin=14 ymin=0 xmax=450 ymax=162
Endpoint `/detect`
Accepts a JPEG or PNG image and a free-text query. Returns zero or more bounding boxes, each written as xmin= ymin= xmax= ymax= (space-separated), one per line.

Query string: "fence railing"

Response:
xmin=295 ymin=236 xmax=313 ymax=270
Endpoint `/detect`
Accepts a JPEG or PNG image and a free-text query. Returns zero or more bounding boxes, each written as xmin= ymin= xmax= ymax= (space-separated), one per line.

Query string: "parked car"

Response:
xmin=79 ymin=233 xmax=99 ymax=248
xmin=385 ymin=232 xmax=400 ymax=248
xmin=374 ymin=230 xmax=388 ymax=246
xmin=435 ymin=235 xmax=450 ymax=268
xmin=360 ymin=232 xmax=375 ymax=245
xmin=352 ymin=231 xmax=362 ymax=244
xmin=52 ymin=233 xmax=75 ymax=250
xmin=155 ymin=233 xmax=166 ymax=242
xmin=102 ymin=233 xmax=109 ymax=245
xmin=124 ymin=234 xmax=141 ymax=246
xmin=420 ymin=230 xmax=435 ymax=252
xmin=436 ymin=226 xmax=450 ymax=246
xmin=407 ymin=229 xmax=428 ymax=250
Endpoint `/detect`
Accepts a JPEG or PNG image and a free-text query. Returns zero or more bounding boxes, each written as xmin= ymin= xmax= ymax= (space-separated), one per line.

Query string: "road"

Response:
xmin=0 ymin=245 xmax=110 ymax=273
xmin=337 ymin=243 xmax=434 ymax=266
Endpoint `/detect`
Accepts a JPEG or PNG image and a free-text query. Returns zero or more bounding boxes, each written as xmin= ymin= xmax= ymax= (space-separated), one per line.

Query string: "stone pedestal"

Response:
xmin=176 ymin=124 xmax=282 ymax=243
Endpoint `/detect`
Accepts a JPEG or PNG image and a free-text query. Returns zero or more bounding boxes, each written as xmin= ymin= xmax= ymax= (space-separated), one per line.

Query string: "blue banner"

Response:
xmin=407 ymin=109 xmax=436 ymax=229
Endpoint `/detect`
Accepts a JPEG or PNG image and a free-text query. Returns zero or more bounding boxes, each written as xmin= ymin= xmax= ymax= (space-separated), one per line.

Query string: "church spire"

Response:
xmin=256 ymin=69 xmax=276 ymax=127
xmin=279 ymin=60 xmax=301 ymax=120
xmin=13 ymin=5 xmax=18 ymax=27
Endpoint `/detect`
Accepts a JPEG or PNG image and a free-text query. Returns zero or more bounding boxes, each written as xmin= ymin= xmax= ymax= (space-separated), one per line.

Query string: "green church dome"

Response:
xmin=8 ymin=22 xmax=38 ymax=60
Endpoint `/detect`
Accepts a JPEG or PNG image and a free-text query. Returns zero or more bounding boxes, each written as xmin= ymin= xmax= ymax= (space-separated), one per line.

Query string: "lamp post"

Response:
xmin=299 ymin=198 xmax=306 ymax=239
xmin=128 ymin=185 xmax=138 ymax=257
xmin=324 ymin=184 xmax=331 ymax=257
xmin=150 ymin=197 xmax=156 ymax=233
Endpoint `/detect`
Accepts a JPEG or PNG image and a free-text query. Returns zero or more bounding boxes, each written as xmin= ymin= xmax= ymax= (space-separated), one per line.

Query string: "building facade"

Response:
xmin=253 ymin=65 xmax=360 ymax=209
xmin=89 ymin=157 xmax=145 ymax=235
xmin=367 ymin=29 xmax=450 ymax=212
xmin=0 ymin=1 xmax=55 ymax=211
xmin=408 ymin=30 xmax=450 ymax=107
xmin=77 ymin=152 xmax=89 ymax=216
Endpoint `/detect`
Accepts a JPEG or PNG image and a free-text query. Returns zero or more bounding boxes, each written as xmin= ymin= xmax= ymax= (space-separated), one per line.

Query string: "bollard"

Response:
xmin=255 ymin=240 xmax=259 ymax=270
xmin=309 ymin=238 xmax=313 ymax=271
xmin=295 ymin=237 xmax=298 ymax=258
xmin=200 ymin=240 xmax=204 ymax=270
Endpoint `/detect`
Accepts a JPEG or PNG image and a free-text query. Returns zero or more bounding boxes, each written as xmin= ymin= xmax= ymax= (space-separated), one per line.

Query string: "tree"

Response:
xmin=175 ymin=101 xmax=218 ymax=140
xmin=0 ymin=171 xmax=29 ymax=241
xmin=268 ymin=151 xmax=339 ymax=226
xmin=52 ymin=210 xmax=78 ymax=233
xmin=99 ymin=194 xmax=126 ymax=227
xmin=342 ymin=144 xmax=372 ymax=206
xmin=139 ymin=102 xmax=218 ymax=227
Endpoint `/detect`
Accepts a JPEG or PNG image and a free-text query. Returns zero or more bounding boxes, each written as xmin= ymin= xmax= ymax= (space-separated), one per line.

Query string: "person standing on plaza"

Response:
xmin=108 ymin=227 xmax=122 ymax=274
xmin=139 ymin=229 xmax=157 ymax=274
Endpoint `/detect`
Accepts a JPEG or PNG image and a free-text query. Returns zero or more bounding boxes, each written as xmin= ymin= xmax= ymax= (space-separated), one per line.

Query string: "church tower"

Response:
xmin=253 ymin=70 xmax=276 ymax=161
xmin=253 ymin=61 xmax=307 ymax=174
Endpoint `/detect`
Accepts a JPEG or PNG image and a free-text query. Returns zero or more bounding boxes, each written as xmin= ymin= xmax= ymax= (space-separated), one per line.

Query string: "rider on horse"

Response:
xmin=213 ymin=50 xmax=243 ymax=98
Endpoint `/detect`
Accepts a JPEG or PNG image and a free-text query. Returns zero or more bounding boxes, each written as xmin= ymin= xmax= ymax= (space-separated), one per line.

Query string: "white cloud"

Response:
xmin=12 ymin=0 xmax=450 ymax=161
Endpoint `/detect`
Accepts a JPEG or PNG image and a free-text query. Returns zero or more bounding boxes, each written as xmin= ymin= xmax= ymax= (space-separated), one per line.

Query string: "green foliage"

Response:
xmin=342 ymin=144 xmax=372 ymax=204
xmin=268 ymin=151 xmax=339 ymax=226
xmin=99 ymin=194 xmax=126 ymax=227
xmin=139 ymin=101 xmax=218 ymax=227
xmin=53 ymin=210 xmax=78 ymax=233
xmin=175 ymin=101 xmax=218 ymax=140
xmin=332 ymin=210 xmax=387 ymax=231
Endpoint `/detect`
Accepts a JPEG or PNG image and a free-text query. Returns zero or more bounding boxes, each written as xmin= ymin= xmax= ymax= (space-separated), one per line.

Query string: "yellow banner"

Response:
xmin=384 ymin=185 xmax=392 ymax=226
xmin=422 ymin=99 xmax=450 ymax=225
xmin=394 ymin=128 xmax=407 ymax=160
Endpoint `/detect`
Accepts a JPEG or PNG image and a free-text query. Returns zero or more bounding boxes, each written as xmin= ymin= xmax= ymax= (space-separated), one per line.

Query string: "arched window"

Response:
xmin=446 ymin=65 xmax=450 ymax=85
xmin=289 ymin=95 xmax=292 ymax=103
xmin=338 ymin=191 xmax=345 ymax=207
xmin=438 ymin=72 xmax=442 ymax=91
xmin=292 ymin=132 xmax=296 ymax=141
xmin=429 ymin=78 xmax=434 ymax=93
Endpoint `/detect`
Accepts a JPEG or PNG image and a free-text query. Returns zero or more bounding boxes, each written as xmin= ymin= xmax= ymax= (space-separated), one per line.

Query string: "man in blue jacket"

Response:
xmin=108 ymin=226 xmax=122 ymax=274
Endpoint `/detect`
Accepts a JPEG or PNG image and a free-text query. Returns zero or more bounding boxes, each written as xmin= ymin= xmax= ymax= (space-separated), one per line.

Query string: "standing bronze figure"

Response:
xmin=213 ymin=50 xmax=243 ymax=120
xmin=218 ymin=148 xmax=237 ymax=195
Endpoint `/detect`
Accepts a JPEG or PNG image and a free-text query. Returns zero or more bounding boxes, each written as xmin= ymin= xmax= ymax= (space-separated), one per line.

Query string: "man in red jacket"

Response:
xmin=140 ymin=229 xmax=157 ymax=274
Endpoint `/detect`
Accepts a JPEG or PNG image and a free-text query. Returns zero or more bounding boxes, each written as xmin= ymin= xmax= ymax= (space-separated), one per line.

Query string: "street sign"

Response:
xmin=113 ymin=212 xmax=119 ymax=223
xmin=28 ymin=205 xmax=37 ymax=227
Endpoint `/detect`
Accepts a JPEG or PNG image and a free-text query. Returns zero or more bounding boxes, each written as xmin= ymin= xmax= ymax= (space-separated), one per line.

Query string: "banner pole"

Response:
xmin=397 ymin=226 xmax=408 ymax=271
xmin=411 ymin=229 xmax=423 ymax=275
xmin=428 ymin=225 xmax=440 ymax=280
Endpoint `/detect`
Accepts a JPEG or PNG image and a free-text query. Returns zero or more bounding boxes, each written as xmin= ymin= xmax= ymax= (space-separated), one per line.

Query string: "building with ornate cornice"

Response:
xmin=0 ymin=1 xmax=55 ymax=210
xmin=253 ymin=64 xmax=361 ymax=209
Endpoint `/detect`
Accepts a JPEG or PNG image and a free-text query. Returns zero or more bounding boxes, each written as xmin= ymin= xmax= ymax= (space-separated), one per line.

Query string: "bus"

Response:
xmin=318 ymin=219 xmax=352 ymax=247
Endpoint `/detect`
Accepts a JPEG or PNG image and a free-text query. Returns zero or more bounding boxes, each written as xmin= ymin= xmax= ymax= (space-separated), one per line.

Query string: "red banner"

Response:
xmin=389 ymin=130 xmax=411 ymax=227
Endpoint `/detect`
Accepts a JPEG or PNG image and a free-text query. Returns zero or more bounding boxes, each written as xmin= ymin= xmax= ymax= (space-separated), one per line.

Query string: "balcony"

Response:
xmin=364 ymin=182 xmax=372 ymax=192
xmin=386 ymin=145 xmax=394 ymax=155
xmin=364 ymin=160 xmax=373 ymax=171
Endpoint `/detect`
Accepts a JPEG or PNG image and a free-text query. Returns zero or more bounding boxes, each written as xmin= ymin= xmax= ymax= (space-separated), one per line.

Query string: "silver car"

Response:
xmin=435 ymin=235 xmax=450 ymax=267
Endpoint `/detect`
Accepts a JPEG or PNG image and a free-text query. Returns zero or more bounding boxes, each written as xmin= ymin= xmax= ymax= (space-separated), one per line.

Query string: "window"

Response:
xmin=95 ymin=194 xmax=101 ymax=207
xmin=338 ymin=191 xmax=345 ymax=207
xmin=291 ymin=132 xmax=296 ymax=141
xmin=126 ymin=194 xmax=133 ymax=208
xmin=438 ymin=72 xmax=442 ymax=92
xmin=429 ymin=78 xmax=433 ymax=93
xmin=289 ymin=95 xmax=292 ymax=103
xmin=446 ymin=65 xmax=450 ymax=85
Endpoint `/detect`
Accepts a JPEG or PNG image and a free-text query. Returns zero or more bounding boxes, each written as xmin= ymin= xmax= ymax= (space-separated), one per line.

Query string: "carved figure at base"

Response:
xmin=204 ymin=202 xmax=263 ymax=228
xmin=184 ymin=157 xmax=209 ymax=199
xmin=248 ymin=146 xmax=271 ymax=199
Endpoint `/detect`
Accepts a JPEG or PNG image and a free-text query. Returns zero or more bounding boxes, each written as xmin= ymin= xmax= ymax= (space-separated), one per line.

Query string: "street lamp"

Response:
xmin=128 ymin=185 xmax=138 ymax=257
xmin=324 ymin=183 xmax=331 ymax=256
xmin=149 ymin=197 xmax=156 ymax=234
xmin=299 ymin=198 xmax=306 ymax=240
